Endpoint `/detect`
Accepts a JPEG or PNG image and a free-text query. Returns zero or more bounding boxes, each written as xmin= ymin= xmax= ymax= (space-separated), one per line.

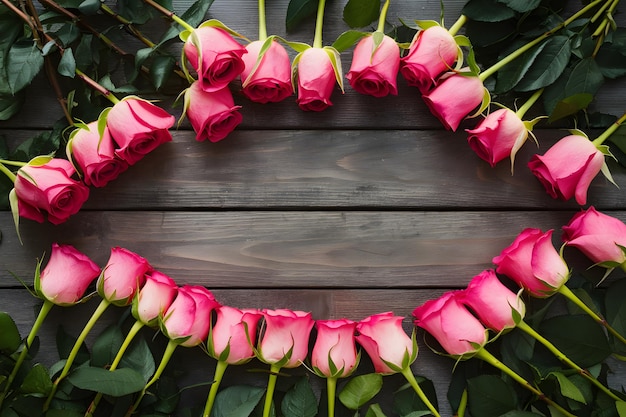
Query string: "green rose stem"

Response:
xmin=312 ymin=0 xmax=327 ymax=49
xmin=516 ymin=320 xmax=624 ymax=402
xmin=0 ymin=300 xmax=54 ymax=408
xmin=325 ymin=377 xmax=337 ymax=417
xmin=376 ymin=0 xmax=390 ymax=33
xmin=202 ymin=360 xmax=228 ymax=417
xmin=474 ymin=348 xmax=577 ymax=417
xmin=400 ymin=368 xmax=441 ymax=417
xmin=592 ymin=111 xmax=626 ymax=147
xmin=142 ymin=0 xmax=195 ymax=33
xmin=0 ymin=162 xmax=18 ymax=183
xmin=262 ymin=364 xmax=281 ymax=417
xmin=592 ymin=0 xmax=620 ymax=37
xmin=258 ymin=0 xmax=267 ymax=40
xmin=448 ymin=15 xmax=467 ymax=37
xmin=43 ymin=299 xmax=111 ymax=411
xmin=514 ymin=88 xmax=543 ymax=119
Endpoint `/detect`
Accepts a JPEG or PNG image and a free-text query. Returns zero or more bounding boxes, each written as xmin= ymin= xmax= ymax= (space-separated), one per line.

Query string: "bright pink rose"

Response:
xmin=413 ymin=291 xmax=487 ymax=357
xmin=355 ymin=312 xmax=415 ymax=374
xmin=106 ymin=97 xmax=175 ymax=165
xmin=257 ymin=309 xmax=314 ymax=368
xmin=209 ymin=305 xmax=262 ymax=364
xmin=528 ymin=134 xmax=604 ymax=205
xmin=295 ymin=48 xmax=337 ymax=112
xmin=240 ymin=39 xmax=293 ymax=103
xmin=14 ymin=158 xmax=89 ymax=225
xmin=493 ymin=228 xmax=570 ymax=297
xmin=131 ymin=270 xmax=177 ymax=327
xmin=400 ymin=26 xmax=459 ymax=93
xmin=422 ymin=73 xmax=485 ymax=131
xmin=183 ymin=25 xmax=246 ymax=92
xmin=312 ymin=319 xmax=358 ymax=378
xmin=162 ymin=285 xmax=220 ymax=347
xmin=185 ymin=82 xmax=243 ymax=142
xmin=562 ymin=206 xmax=626 ymax=267
xmin=466 ymin=108 xmax=528 ymax=168
xmin=67 ymin=122 xmax=129 ymax=188
xmin=346 ymin=34 xmax=400 ymax=97
xmin=462 ymin=269 xmax=526 ymax=332
xmin=36 ymin=243 xmax=101 ymax=306
xmin=97 ymin=247 xmax=151 ymax=306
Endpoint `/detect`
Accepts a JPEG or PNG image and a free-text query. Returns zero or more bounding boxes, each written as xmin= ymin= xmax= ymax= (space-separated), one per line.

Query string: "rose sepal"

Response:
xmin=323 ymin=46 xmax=344 ymax=93
xmin=311 ymin=350 xmax=362 ymax=379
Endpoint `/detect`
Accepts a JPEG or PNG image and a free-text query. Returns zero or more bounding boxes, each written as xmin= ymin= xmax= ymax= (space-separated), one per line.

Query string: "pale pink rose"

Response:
xmin=312 ymin=319 xmax=358 ymax=378
xmin=14 ymin=158 xmax=89 ymax=225
xmin=184 ymin=25 xmax=246 ymax=92
xmin=36 ymin=243 xmax=101 ymax=306
xmin=346 ymin=34 xmax=400 ymax=97
xmin=240 ymin=39 xmax=293 ymax=103
xmin=355 ymin=312 xmax=415 ymax=374
xmin=97 ymin=247 xmax=151 ymax=305
xmin=400 ymin=26 xmax=459 ymax=93
xmin=422 ymin=73 xmax=485 ymax=131
xmin=462 ymin=269 xmax=526 ymax=332
xmin=295 ymin=48 xmax=337 ymax=112
xmin=466 ymin=108 xmax=528 ymax=167
xmin=209 ymin=305 xmax=262 ymax=364
xmin=131 ymin=270 xmax=177 ymax=327
xmin=493 ymin=228 xmax=570 ymax=297
xmin=107 ymin=98 xmax=175 ymax=165
xmin=162 ymin=285 xmax=220 ymax=347
xmin=257 ymin=309 xmax=314 ymax=368
xmin=528 ymin=134 xmax=604 ymax=205
xmin=185 ymin=82 xmax=243 ymax=142
xmin=413 ymin=291 xmax=487 ymax=356
xmin=562 ymin=206 xmax=626 ymax=266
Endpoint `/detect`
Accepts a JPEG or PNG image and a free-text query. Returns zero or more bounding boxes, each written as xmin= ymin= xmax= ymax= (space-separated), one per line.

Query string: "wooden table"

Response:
xmin=1 ymin=1 xmax=625 ymax=416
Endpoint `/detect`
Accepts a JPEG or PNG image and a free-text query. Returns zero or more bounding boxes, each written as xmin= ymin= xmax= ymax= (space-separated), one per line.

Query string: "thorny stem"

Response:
xmin=448 ymin=14 xmax=467 ymax=36
xmin=313 ymin=0 xmax=327 ymax=49
xmin=376 ymin=0 xmax=390 ymax=33
xmin=592 ymin=111 xmax=626 ymax=146
xmin=142 ymin=0 xmax=195 ymax=32
xmin=75 ymin=69 xmax=120 ymax=104
xmin=100 ymin=3 xmax=157 ymax=48
xmin=515 ymin=88 xmax=543 ymax=119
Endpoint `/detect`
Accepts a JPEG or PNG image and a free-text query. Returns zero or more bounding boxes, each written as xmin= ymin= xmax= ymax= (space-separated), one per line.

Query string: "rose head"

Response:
xmin=35 ymin=243 xmax=101 ymax=306
xmin=413 ymin=291 xmax=487 ymax=357
xmin=257 ymin=308 xmax=314 ymax=368
xmin=183 ymin=25 xmax=246 ymax=92
xmin=131 ymin=270 xmax=178 ymax=327
xmin=562 ymin=206 xmax=626 ymax=267
xmin=209 ymin=305 xmax=262 ymax=364
xmin=311 ymin=319 xmax=358 ymax=378
xmin=240 ymin=39 xmax=293 ymax=103
xmin=462 ymin=269 xmax=526 ymax=332
xmin=422 ymin=73 xmax=485 ymax=131
xmin=466 ymin=108 xmax=528 ymax=168
xmin=162 ymin=285 xmax=220 ymax=347
xmin=493 ymin=228 xmax=570 ymax=297
xmin=184 ymin=82 xmax=243 ymax=142
xmin=295 ymin=48 xmax=338 ymax=112
xmin=400 ymin=26 xmax=459 ymax=93
xmin=346 ymin=34 xmax=400 ymax=97
xmin=527 ymin=134 xmax=604 ymax=205
xmin=355 ymin=312 xmax=416 ymax=374
xmin=97 ymin=247 xmax=151 ymax=305
xmin=67 ymin=122 xmax=129 ymax=188
xmin=14 ymin=158 xmax=90 ymax=225
xmin=106 ymin=97 xmax=175 ymax=165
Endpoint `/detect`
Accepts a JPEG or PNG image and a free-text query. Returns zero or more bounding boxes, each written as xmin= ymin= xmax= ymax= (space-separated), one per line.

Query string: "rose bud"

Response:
xmin=97 ymin=247 xmax=151 ymax=306
xmin=131 ymin=270 xmax=178 ymax=327
xmin=208 ymin=305 xmax=263 ymax=364
xmin=295 ymin=47 xmax=339 ymax=112
xmin=256 ymin=309 xmax=314 ymax=368
xmin=240 ymin=39 xmax=293 ymax=103
xmin=106 ymin=97 xmax=175 ymax=165
xmin=184 ymin=82 xmax=243 ymax=142
xmin=14 ymin=158 xmax=89 ymax=225
xmin=528 ymin=134 xmax=604 ymax=205
xmin=162 ymin=285 xmax=220 ymax=347
xmin=311 ymin=319 xmax=359 ymax=378
xmin=346 ymin=34 xmax=400 ymax=97
xmin=493 ymin=228 xmax=570 ymax=297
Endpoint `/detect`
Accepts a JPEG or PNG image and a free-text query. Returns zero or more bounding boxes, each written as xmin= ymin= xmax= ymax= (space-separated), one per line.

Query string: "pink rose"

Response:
xmin=295 ymin=48 xmax=338 ymax=112
xmin=131 ymin=270 xmax=178 ymax=327
xmin=413 ymin=291 xmax=487 ymax=357
xmin=240 ymin=39 xmax=293 ymax=103
xmin=466 ymin=108 xmax=528 ymax=168
xmin=106 ymin=97 xmax=175 ymax=165
xmin=257 ymin=309 xmax=314 ymax=368
xmin=162 ymin=285 xmax=220 ymax=347
xmin=97 ymin=247 xmax=151 ymax=305
xmin=562 ymin=206 xmax=626 ymax=267
xmin=67 ymin=122 xmax=129 ymax=187
xmin=346 ymin=34 xmax=400 ymax=97
xmin=400 ymin=26 xmax=459 ymax=93
xmin=311 ymin=319 xmax=358 ymax=378
xmin=14 ymin=158 xmax=89 ymax=225
xmin=462 ymin=269 xmax=526 ymax=332
xmin=355 ymin=312 xmax=416 ymax=374
xmin=209 ymin=305 xmax=262 ymax=364
xmin=528 ymin=134 xmax=604 ymax=205
xmin=422 ymin=73 xmax=485 ymax=131
xmin=185 ymin=82 xmax=243 ymax=142
xmin=493 ymin=228 xmax=570 ymax=297
xmin=35 ymin=243 xmax=101 ymax=306
xmin=183 ymin=25 xmax=246 ymax=92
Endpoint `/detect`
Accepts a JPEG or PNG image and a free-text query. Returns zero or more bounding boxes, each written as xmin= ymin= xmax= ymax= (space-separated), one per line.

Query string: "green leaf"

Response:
xmin=90 ymin=324 xmax=123 ymax=368
xmin=604 ymin=279 xmax=626 ymax=353
xmin=0 ymin=92 xmax=24 ymax=121
xmin=67 ymin=366 xmax=145 ymax=396
xmin=548 ymin=93 xmax=593 ymax=123
xmin=564 ymin=57 xmax=604 ymax=97
xmin=332 ymin=30 xmax=369 ymax=53
xmin=281 ymin=377 xmax=318 ymax=417
xmin=393 ymin=377 xmax=438 ymax=417
xmin=496 ymin=0 xmax=541 ymax=13
xmin=20 ymin=363 xmax=52 ymax=395
xmin=549 ymin=372 xmax=586 ymax=403
xmin=56 ymin=325 xmax=90 ymax=365
xmin=338 ymin=373 xmax=383 ymax=410
xmin=462 ymin=0 xmax=516 ymax=22
xmin=159 ymin=0 xmax=215 ymax=44
xmin=467 ymin=375 xmax=517 ymax=417
xmin=6 ymin=39 xmax=44 ymax=94
xmin=365 ymin=404 xmax=387 ymax=417
xmin=495 ymin=39 xmax=549 ymax=93
xmin=0 ymin=311 xmax=21 ymax=353
xmin=78 ymin=0 xmax=101 ymax=14
xmin=0 ymin=14 xmax=24 ymax=95
xmin=212 ymin=385 xmax=265 ymax=417
xmin=617 ymin=401 xmax=626 ymax=417
xmin=53 ymin=23 xmax=81 ymax=47
xmin=58 ymin=48 xmax=76 ymax=78
xmin=515 ymin=35 xmax=571 ymax=92
xmin=286 ymin=0 xmax=318 ymax=32
xmin=120 ymin=334 xmax=155 ymax=383
xmin=343 ymin=0 xmax=380 ymax=29
xmin=150 ymin=55 xmax=175 ymax=90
